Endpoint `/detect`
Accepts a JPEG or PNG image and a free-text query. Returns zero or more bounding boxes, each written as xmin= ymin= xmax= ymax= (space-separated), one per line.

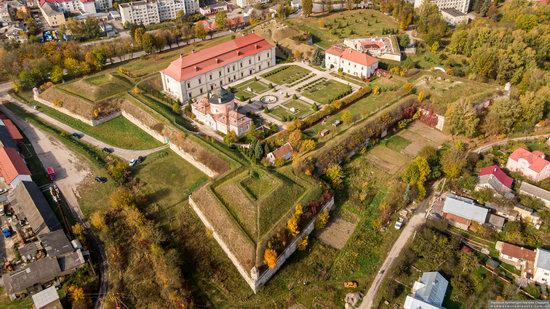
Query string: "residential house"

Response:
xmin=506 ymin=148 xmax=550 ymax=182
xmin=0 ymin=117 xmax=24 ymax=143
xmin=442 ymin=195 xmax=489 ymax=230
xmin=0 ymin=147 xmax=31 ymax=187
xmin=404 ymin=272 xmax=448 ymax=309
xmin=39 ymin=230 xmax=74 ymax=257
xmin=495 ymin=241 xmax=536 ymax=277
xmin=487 ymin=214 xmax=505 ymax=232
xmin=476 ymin=164 xmax=514 ymax=198
xmin=39 ymin=2 xmax=66 ymax=27
xmin=191 ymin=87 xmax=251 ymax=137
xmin=267 ymin=143 xmax=293 ymax=165
xmin=161 ymin=33 xmax=276 ymax=101
xmin=520 ymin=182 xmax=550 ymax=208
xmin=31 ymin=286 xmax=62 ymax=309
xmin=534 ymin=249 xmax=550 ymax=286
xmin=119 ymin=0 xmax=198 ymax=26
xmin=513 ymin=204 xmax=541 ymax=228
xmin=8 ymin=180 xmax=62 ymax=236
xmin=198 ymin=2 xmax=228 ymax=15
xmin=441 ymin=8 xmax=469 ymax=25
xmin=2 ymin=257 xmax=61 ymax=299
xmin=325 ymin=45 xmax=379 ymax=79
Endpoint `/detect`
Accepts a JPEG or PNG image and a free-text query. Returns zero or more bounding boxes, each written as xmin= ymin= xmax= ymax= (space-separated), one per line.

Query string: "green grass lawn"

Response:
xmin=262 ymin=65 xmax=311 ymax=85
xmin=133 ymin=150 xmax=208 ymax=227
xmin=385 ymin=135 xmax=411 ymax=152
xmin=30 ymin=100 xmax=162 ymax=150
xmin=270 ymin=99 xmax=313 ymax=121
xmin=287 ymin=9 xmax=398 ymax=49
xmin=59 ymin=73 xmax=132 ymax=102
xmin=241 ymin=170 xmax=279 ymax=200
xmin=233 ymin=80 xmax=270 ymax=101
xmin=0 ymin=289 xmax=32 ymax=309
xmin=300 ymin=79 xmax=352 ymax=105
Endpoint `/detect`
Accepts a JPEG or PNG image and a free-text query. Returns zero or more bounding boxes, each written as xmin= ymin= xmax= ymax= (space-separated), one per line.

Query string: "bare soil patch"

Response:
xmin=316 ymin=216 xmax=358 ymax=250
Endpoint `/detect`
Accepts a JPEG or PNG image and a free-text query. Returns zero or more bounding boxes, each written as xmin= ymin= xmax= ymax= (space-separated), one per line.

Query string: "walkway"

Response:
xmin=7 ymin=97 xmax=167 ymax=161
xmin=473 ymin=134 xmax=550 ymax=153
xmin=358 ymin=180 xmax=443 ymax=309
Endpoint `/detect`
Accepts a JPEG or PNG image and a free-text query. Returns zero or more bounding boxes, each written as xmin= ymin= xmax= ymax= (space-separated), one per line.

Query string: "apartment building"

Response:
xmin=161 ymin=33 xmax=276 ymax=102
xmin=119 ymin=0 xmax=198 ymax=26
xmin=414 ymin=0 xmax=470 ymax=14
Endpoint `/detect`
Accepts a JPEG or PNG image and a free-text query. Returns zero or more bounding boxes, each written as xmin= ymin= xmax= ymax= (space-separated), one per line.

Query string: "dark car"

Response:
xmin=95 ymin=176 xmax=108 ymax=184
xmin=102 ymin=147 xmax=113 ymax=154
xmin=72 ymin=132 xmax=83 ymax=139
xmin=137 ymin=156 xmax=145 ymax=163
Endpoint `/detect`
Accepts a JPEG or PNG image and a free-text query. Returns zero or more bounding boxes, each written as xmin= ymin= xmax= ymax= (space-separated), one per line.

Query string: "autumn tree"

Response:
xmin=315 ymin=210 xmax=329 ymax=229
xmin=194 ymin=22 xmax=207 ymax=40
xmin=440 ymin=144 xmax=467 ymax=179
xmin=287 ymin=215 xmax=300 ymax=236
xmin=402 ymin=156 xmax=431 ymax=199
xmin=142 ymin=33 xmax=155 ymax=54
xmin=288 ymin=129 xmax=302 ymax=149
xmin=325 ymin=163 xmax=344 ymax=188
xmin=298 ymin=236 xmax=308 ymax=251
xmin=299 ymin=139 xmax=316 ymax=153
xmin=302 ymin=0 xmax=313 ymax=16
xmin=416 ymin=0 xmax=447 ymax=45
xmin=264 ymin=248 xmax=278 ymax=268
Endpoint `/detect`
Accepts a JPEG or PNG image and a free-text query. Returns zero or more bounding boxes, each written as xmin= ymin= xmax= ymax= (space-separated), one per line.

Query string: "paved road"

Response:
xmin=358 ymin=181 xmax=442 ymax=309
xmin=6 ymin=98 xmax=167 ymax=161
xmin=0 ymin=104 xmax=109 ymax=309
xmin=473 ymin=134 xmax=550 ymax=154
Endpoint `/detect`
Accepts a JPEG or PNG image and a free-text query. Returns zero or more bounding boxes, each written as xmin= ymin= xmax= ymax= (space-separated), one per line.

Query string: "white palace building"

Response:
xmin=161 ymin=33 xmax=276 ymax=102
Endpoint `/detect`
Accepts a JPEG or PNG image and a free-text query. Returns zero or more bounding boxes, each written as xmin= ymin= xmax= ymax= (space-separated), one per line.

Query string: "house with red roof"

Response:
xmin=267 ymin=143 xmax=293 ymax=165
xmin=0 ymin=147 xmax=32 ymax=188
xmin=496 ymin=241 xmax=536 ymax=276
xmin=506 ymin=148 xmax=550 ymax=182
xmin=161 ymin=33 xmax=276 ymax=102
xmin=475 ymin=165 xmax=514 ymax=198
xmin=325 ymin=44 xmax=379 ymax=79
xmin=1 ymin=119 xmax=23 ymax=143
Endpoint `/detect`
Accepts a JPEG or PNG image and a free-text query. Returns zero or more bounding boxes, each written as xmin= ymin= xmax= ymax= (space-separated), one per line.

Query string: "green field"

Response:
xmin=270 ymin=99 xmax=313 ymax=121
xmin=29 ymin=100 xmax=162 ymax=150
xmin=385 ymin=135 xmax=411 ymax=152
xmin=300 ymin=79 xmax=351 ymax=105
xmin=133 ymin=150 xmax=208 ymax=226
xmin=287 ymin=9 xmax=398 ymax=49
xmin=262 ymin=65 xmax=311 ymax=85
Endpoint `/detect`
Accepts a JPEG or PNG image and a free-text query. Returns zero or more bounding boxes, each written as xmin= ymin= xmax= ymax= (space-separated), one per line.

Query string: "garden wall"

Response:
xmin=120 ymin=110 xmax=218 ymax=178
xmin=189 ymin=195 xmax=335 ymax=293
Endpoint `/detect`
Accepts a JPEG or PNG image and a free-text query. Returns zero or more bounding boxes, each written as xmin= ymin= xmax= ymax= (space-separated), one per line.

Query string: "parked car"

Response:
xmin=2 ymin=226 xmax=12 ymax=238
xmin=0 ymin=189 xmax=8 ymax=195
xmin=95 ymin=176 xmax=108 ymax=184
xmin=394 ymin=217 xmax=405 ymax=230
xmin=47 ymin=166 xmax=55 ymax=181
xmin=129 ymin=156 xmax=145 ymax=167
xmin=102 ymin=147 xmax=113 ymax=154
xmin=72 ymin=132 xmax=83 ymax=139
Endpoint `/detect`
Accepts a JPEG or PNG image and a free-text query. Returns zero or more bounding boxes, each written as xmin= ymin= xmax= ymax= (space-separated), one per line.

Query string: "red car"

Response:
xmin=47 ymin=166 xmax=55 ymax=181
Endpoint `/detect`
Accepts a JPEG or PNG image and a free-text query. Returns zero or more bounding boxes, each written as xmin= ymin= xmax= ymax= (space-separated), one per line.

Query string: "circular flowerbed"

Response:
xmin=260 ymin=95 xmax=278 ymax=104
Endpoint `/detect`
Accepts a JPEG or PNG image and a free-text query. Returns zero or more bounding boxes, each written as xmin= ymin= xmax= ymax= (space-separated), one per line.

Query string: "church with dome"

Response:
xmin=191 ymin=87 xmax=251 ymax=137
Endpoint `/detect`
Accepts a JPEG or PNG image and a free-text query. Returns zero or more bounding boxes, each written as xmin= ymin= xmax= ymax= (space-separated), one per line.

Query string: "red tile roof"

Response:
xmin=325 ymin=45 xmax=378 ymax=67
xmin=479 ymin=165 xmax=513 ymax=188
xmin=501 ymin=243 xmax=536 ymax=261
xmin=509 ymin=148 xmax=550 ymax=173
xmin=271 ymin=143 xmax=293 ymax=159
xmin=3 ymin=119 xmax=23 ymax=141
xmin=163 ymin=34 xmax=274 ymax=82
xmin=0 ymin=147 xmax=30 ymax=185
xmin=444 ymin=212 xmax=471 ymax=226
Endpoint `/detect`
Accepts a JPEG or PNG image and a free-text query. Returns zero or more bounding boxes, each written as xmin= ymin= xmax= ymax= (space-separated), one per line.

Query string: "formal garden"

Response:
xmin=298 ymin=78 xmax=353 ymax=105
xmin=232 ymin=78 xmax=270 ymax=101
xmin=269 ymin=99 xmax=314 ymax=121
xmin=261 ymin=65 xmax=311 ymax=85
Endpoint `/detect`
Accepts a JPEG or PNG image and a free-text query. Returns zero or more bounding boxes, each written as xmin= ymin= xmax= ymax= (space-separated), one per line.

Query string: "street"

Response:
xmin=358 ymin=180 xmax=442 ymax=309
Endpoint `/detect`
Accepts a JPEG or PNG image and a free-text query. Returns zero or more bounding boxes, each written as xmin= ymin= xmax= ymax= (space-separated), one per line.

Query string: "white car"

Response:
xmin=394 ymin=217 xmax=405 ymax=230
xmin=128 ymin=159 xmax=137 ymax=167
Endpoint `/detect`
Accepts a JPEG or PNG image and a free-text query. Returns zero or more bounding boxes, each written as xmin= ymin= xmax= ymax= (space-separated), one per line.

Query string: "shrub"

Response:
xmin=264 ymin=248 xmax=278 ymax=269
xmin=297 ymin=236 xmax=308 ymax=251
xmin=315 ymin=210 xmax=330 ymax=230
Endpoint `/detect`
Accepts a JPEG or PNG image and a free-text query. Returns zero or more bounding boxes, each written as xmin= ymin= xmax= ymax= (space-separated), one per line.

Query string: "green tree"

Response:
xmin=481 ymin=98 xmax=519 ymax=136
xmin=50 ymin=65 xmax=64 ymax=83
xmin=134 ymin=28 xmax=145 ymax=48
xmin=254 ymin=142 xmax=264 ymax=161
xmin=416 ymin=0 xmax=447 ymax=44
xmin=224 ymin=131 xmax=237 ymax=144
xmin=444 ymin=99 xmax=479 ymax=137
xmin=215 ymin=11 xmax=227 ymax=30
xmin=141 ymin=33 xmax=155 ymax=54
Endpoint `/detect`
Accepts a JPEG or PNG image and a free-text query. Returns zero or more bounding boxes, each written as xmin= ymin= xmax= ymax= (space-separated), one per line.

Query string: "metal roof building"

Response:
xmin=442 ymin=195 xmax=489 ymax=224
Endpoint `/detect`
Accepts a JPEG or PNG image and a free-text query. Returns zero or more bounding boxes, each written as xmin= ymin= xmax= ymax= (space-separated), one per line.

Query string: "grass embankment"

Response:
xmin=12 ymin=92 xmax=162 ymax=150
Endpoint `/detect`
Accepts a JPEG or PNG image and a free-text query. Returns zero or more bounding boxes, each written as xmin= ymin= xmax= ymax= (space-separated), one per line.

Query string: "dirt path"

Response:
xmin=358 ymin=180 xmax=443 ymax=309
xmin=473 ymin=134 xmax=550 ymax=154
xmin=0 ymin=104 xmax=108 ymax=309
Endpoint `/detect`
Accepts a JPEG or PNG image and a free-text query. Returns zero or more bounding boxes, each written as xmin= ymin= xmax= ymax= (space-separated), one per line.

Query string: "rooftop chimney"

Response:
xmin=191 ymin=49 xmax=195 ymax=54
xmin=179 ymin=53 xmax=183 ymax=58
xmin=194 ymin=66 xmax=199 ymax=71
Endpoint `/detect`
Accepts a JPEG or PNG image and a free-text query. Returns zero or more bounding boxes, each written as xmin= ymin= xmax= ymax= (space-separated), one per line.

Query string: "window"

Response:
xmin=188 ymin=93 xmax=192 ymax=99
xmin=198 ymin=78 xmax=201 ymax=84
xmin=267 ymin=53 xmax=270 ymax=57
xmin=257 ymin=56 xmax=260 ymax=60
xmin=249 ymin=59 xmax=251 ymax=64
xmin=211 ymin=85 xmax=214 ymax=90
xmin=219 ymin=71 xmax=222 ymax=77
xmin=187 ymin=82 xmax=190 ymax=88
xmin=200 ymin=88 xmax=203 ymax=94
xmin=209 ymin=74 xmax=212 ymax=80
xmin=240 ymin=63 xmax=242 ymax=68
